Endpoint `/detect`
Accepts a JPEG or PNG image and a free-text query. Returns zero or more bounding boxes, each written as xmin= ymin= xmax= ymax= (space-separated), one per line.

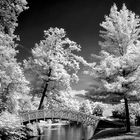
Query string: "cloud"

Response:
xmin=69 ymin=89 xmax=87 ymax=102
xmin=70 ymin=90 xmax=87 ymax=96
xmin=72 ymin=72 xmax=99 ymax=90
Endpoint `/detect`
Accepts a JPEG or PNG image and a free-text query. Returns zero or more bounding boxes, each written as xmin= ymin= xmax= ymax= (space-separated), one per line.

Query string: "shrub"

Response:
xmin=0 ymin=111 xmax=28 ymax=140
xmin=112 ymin=103 xmax=140 ymax=125
xmin=130 ymin=103 xmax=140 ymax=125
xmin=79 ymin=100 xmax=92 ymax=114
xmin=26 ymin=122 xmax=39 ymax=137
xmin=92 ymin=104 xmax=104 ymax=116
xmin=112 ymin=104 xmax=126 ymax=120
xmin=90 ymin=102 xmax=111 ymax=117
xmin=79 ymin=101 xmax=112 ymax=117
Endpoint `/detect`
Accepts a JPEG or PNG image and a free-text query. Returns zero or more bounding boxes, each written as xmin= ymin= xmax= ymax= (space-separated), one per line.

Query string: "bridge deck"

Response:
xmin=19 ymin=108 xmax=99 ymax=126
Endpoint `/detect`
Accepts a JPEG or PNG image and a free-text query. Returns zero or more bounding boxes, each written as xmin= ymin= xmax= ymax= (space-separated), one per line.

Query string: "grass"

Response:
xmin=92 ymin=126 xmax=140 ymax=140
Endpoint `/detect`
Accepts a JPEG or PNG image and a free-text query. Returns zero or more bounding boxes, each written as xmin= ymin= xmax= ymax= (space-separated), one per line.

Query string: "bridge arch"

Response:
xmin=20 ymin=108 xmax=99 ymax=126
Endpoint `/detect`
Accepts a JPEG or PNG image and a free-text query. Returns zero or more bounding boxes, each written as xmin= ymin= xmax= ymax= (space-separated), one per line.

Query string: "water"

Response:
xmin=30 ymin=124 xmax=94 ymax=140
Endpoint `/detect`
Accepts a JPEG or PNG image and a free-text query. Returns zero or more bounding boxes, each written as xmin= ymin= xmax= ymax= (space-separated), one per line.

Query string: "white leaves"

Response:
xmin=129 ymin=90 xmax=137 ymax=96
xmin=87 ymin=4 xmax=140 ymax=100
xmin=100 ymin=4 xmax=140 ymax=56
xmin=25 ymin=27 xmax=86 ymax=98
xmin=0 ymin=32 xmax=30 ymax=112
xmin=103 ymin=80 xmax=123 ymax=93
xmin=71 ymin=73 xmax=79 ymax=83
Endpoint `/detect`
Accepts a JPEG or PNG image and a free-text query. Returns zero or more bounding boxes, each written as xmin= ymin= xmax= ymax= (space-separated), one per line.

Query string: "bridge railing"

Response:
xmin=19 ymin=108 xmax=99 ymax=126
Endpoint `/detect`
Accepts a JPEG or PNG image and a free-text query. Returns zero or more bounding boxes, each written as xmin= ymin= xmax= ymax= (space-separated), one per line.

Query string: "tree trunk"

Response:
xmin=38 ymin=68 xmax=52 ymax=110
xmin=124 ymin=97 xmax=130 ymax=132
xmin=38 ymin=82 xmax=48 ymax=110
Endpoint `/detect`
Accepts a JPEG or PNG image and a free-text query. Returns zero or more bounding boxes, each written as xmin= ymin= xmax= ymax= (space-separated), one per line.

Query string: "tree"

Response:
xmin=0 ymin=0 xmax=30 ymax=113
xmin=0 ymin=32 xmax=30 ymax=113
xmin=87 ymin=4 xmax=140 ymax=132
xmin=57 ymin=90 xmax=81 ymax=111
xmin=24 ymin=27 xmax=87 ymax=110
xmin=0 ymin=0 xmax=28 ymax=36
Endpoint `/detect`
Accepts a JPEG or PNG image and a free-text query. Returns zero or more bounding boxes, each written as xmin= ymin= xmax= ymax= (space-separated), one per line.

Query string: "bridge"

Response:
xmin=19 ymin=108 xmax=99 ymax=126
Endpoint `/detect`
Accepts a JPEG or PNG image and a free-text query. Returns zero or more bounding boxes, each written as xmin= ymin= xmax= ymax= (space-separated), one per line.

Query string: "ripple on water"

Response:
xmin=29 ymin=124 xmax=92 ymax=140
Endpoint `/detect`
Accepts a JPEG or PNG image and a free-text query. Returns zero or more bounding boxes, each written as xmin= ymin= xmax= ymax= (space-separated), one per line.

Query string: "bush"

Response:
xmin=91 ymin=102 xmax=110 ymax=117
xmin=130 ymin=103 xmax=140 ymax=126
xmin=92 ymin=104 xmax=104 ymax=116
xmin=112 ymin=104 xmax=125 ymax=120
xmin=0 ymin=111 xmax=28 ymax=140
xmin=26 ymin=122 xmax=39 ymax=137
xmin=79 ymin=101 xmax=112 ymax=117
xmin=79 ymin=100 xmax=92 ymax=114
xmin=112 ymin=103 xmax=140 ymax=125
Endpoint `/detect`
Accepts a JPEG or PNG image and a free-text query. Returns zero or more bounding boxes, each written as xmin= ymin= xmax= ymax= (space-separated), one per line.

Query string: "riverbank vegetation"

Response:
xmin=0 ymin=0 xmax=140 ymax=140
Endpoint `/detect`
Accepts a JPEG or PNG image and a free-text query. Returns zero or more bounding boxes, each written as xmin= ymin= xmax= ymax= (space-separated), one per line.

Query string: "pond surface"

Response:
xmin=30 ymin=124 xmax=93 ymax=140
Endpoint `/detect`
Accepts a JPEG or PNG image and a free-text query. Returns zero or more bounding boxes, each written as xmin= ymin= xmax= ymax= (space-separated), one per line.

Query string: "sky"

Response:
xmin=15 ymin=0 xmax=140 ymax=91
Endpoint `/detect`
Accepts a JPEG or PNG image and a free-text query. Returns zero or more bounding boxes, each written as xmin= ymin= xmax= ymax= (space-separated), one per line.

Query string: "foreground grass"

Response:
xmin=92 ymin=126 xmax=140 ymax=140
xmin=95 ymin=135 xmax=140 ymax=140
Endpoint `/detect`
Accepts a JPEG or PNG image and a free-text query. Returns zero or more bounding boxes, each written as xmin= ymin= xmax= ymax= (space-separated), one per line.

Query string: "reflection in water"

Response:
xmin=30 ymin=124 xmax=92 ymax=140
xmin=44 ymin=125 xmax=51 ymax=140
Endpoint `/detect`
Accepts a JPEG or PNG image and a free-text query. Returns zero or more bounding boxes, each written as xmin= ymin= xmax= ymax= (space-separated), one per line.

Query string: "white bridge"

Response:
xmin=20 ymin=108 xmax=99 ymax=126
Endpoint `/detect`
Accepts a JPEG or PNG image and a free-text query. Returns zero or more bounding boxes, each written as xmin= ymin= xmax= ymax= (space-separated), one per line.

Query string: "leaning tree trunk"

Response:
xmin=38 ymin=68 xmax=52 ymax=110
xmin=38 ymin=83 xmax=48 ymax=110
xmin=124 ymin=97 xmax=130 ymax=132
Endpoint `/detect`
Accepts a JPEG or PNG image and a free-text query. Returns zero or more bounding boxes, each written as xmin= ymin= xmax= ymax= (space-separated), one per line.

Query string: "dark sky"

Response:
xmin=15 ymin=0 xmax=140 ymax=90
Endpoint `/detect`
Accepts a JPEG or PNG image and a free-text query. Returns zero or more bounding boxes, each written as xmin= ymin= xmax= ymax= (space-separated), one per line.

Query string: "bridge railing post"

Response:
xmin=35 ymin=111 xmax=38 ymax=123
xmin=28 ymin=112 xmax=31 ymax=124
xmin=51 ymin=109 xmax=54 ymax=122
xmin=19 ymin=112 xmax=23 ymax=125
xmin=43 ymin=110 xmax=45 ymax=121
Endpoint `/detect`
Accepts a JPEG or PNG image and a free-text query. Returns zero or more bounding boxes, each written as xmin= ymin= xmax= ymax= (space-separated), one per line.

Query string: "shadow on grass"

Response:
xmin=91 ymin=126 xmax=140 ymax=140
xmin=92 ymin=127 xmax=126 ymax=139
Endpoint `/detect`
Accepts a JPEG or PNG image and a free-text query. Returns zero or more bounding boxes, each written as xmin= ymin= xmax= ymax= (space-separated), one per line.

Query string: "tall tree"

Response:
xmin=0 ymin=0 xmax=30 ymax=113
xmin=87 ymin=4 xmax=140 ymax=132
xmin=0 ymin=0 xmax=28 ymax=36
xmin=24 ymin=27 xmax=87 ymax=110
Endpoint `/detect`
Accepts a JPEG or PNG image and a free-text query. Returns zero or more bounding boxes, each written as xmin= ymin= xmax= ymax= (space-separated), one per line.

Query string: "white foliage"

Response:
xmin=99 ymin=4 xmax=140 ymax=56
xmin=0 ymin=32 xmax=30 ymax=113
xmin=24 ymin=27 xmax=86 ymax=101
xmin=88 ymin=4 xmax=140 ymax=99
